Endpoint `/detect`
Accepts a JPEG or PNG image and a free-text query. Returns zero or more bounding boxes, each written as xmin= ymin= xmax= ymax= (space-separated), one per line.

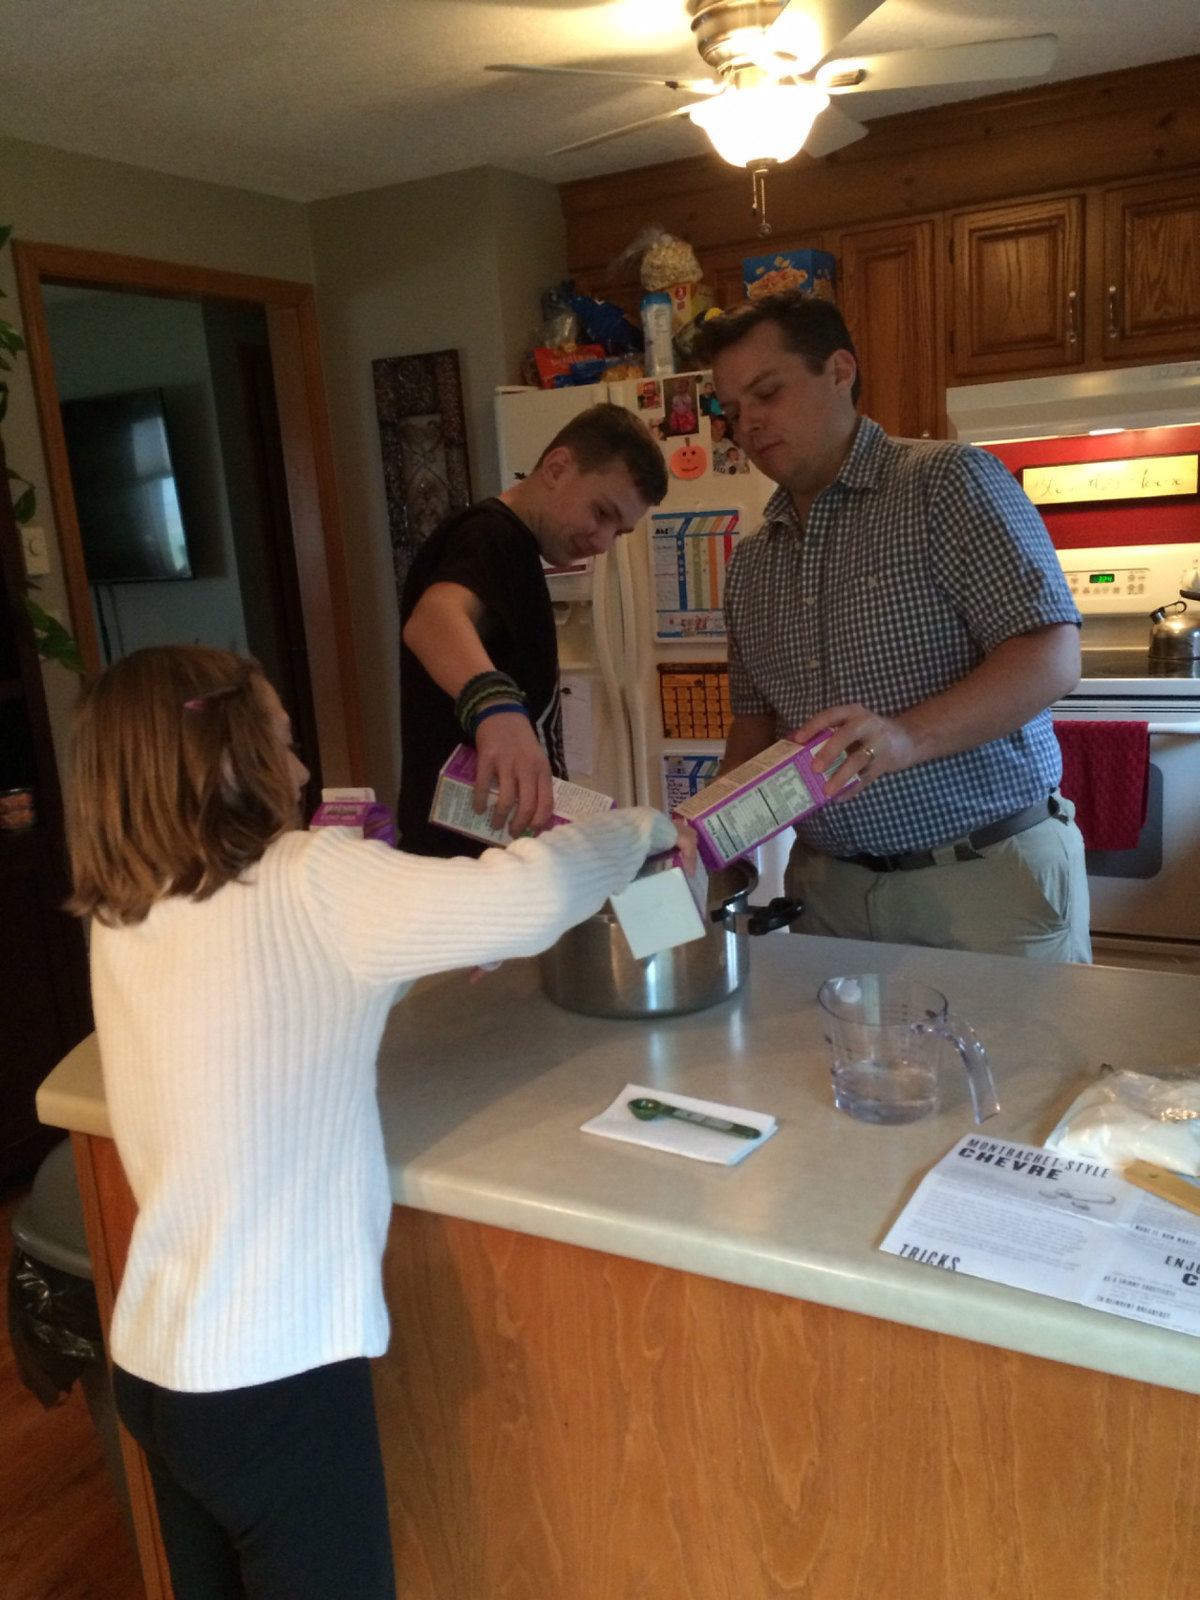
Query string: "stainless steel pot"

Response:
xmin=1149 ymin=588 xmax=1200 ymax=662
xmin=538 ymin=860 xmax=801 ymax=1019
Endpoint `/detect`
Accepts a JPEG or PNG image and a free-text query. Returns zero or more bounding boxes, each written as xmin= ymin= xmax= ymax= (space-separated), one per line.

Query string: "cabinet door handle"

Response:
xmin=1066 ymin=289 xmax=1078 ymax=345
xmin=1107 ymin=284 xmax=1119 ymax=340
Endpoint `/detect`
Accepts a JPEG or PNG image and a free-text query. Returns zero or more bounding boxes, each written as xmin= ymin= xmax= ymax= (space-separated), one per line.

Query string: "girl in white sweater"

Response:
xmin=66 ymin=644 xmax=683 ymax=1600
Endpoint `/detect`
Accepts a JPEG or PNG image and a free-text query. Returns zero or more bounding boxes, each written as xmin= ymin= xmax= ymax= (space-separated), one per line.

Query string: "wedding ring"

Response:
xmin=861 ymin=743 xmax=876 ymax=765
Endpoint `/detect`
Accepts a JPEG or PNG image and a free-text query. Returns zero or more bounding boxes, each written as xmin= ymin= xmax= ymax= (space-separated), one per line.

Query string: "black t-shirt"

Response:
xmin=397 ymin=498 xmax=565 ymax=858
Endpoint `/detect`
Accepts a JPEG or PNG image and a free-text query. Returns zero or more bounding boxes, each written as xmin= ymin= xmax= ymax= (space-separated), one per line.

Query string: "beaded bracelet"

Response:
xmin=455 ymin=669 xmax=527 ymax=734
xmin=459 ymin=683 xmax=529 ymax=734
xmin=456 ymin=670 xmax=519 ymax=725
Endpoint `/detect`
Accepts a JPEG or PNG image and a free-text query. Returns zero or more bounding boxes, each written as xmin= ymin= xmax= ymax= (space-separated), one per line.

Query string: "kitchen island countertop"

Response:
xmin=39 ymin=932 xmax=1200 ymax=1397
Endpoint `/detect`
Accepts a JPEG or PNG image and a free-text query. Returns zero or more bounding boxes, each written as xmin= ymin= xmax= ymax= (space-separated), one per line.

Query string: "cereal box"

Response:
xmin=742 ymin=249 xmax=836 ymax=304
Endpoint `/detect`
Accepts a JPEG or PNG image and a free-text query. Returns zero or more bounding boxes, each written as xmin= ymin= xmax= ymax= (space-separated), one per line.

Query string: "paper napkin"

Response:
xmin=581 ymin=1082 xmax=777 ymax=1166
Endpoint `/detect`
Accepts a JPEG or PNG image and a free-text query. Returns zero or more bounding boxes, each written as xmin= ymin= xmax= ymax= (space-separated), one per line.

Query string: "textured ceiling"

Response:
xmin=0 ymin=0 xmax=1196 ymax=201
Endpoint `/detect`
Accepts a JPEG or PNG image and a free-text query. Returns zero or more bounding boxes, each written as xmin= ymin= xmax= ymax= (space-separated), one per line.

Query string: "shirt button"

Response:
xmin=804 ymin=658 xmax=820 ymax=672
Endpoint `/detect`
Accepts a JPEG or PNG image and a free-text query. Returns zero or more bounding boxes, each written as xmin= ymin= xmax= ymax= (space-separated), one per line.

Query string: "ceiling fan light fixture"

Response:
xmin=688 ymin=82 xmax=829 ymax=166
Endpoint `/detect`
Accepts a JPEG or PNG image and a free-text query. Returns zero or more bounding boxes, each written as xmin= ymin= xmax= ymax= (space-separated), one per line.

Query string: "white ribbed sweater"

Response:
xmin=93 ymin=808 xmax=674 ymax=1392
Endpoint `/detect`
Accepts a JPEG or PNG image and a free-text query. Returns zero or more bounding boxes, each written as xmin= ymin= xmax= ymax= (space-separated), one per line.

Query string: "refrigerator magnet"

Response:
xmin=671 ymin=440 xmax=708 ymax=480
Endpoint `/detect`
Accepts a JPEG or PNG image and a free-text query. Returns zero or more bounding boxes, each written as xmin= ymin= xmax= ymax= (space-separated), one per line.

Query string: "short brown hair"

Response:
xmin=537 ymin=402 xmax=668 ymax=504
xmin=66 ymin=645 xmax=301 ymax=926
xmin=696 ymin=292 xmax=862 ymax=405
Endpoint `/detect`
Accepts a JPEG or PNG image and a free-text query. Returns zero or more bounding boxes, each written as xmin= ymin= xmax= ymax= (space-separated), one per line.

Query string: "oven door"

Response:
xmin=1052 ymin=703 xmax=1200 ymax=944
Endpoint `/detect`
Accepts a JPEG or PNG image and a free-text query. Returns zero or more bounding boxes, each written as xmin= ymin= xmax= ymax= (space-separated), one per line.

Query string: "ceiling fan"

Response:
xmin=487 ymin=1 xmax=1057 ymax=231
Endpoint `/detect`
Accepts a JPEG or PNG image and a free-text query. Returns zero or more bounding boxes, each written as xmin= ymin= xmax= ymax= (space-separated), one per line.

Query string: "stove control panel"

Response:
xmin=1057 ymin=543 xmax=1200 ymax=615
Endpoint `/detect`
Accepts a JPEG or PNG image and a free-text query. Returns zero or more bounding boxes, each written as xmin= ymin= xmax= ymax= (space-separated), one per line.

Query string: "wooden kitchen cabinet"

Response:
xmin=1100 ymin=172 xmax=1200 ymax=361
xmin=835 ymin=217 xmax=944 ymax=439
xmin=949 ymin=196 xmax=1085 ymax=378
xmin=699 ymin=224 xmax=945 ymax=440
xmin=73 ymin=1132 xmax=174 ymax=1600
xmin=66 ymin=1123 xmax=1200 ymax=1600
xmin=948 ymin=173 xmax=1200 ymax=381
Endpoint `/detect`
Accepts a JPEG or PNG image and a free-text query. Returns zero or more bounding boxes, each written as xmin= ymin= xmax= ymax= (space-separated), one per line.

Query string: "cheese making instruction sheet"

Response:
xmin=881 ymin=1135 xmax=1200 ymax=1337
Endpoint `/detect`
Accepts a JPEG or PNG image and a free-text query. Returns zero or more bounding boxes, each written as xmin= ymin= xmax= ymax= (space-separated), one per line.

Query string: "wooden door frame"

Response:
xmin=12 ymin=241 xmax=365 ymax=786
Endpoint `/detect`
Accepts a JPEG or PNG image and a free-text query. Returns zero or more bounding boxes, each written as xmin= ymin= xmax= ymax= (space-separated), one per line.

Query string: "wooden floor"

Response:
xmin=0 ymin=1184 xmax=143 ymax=1600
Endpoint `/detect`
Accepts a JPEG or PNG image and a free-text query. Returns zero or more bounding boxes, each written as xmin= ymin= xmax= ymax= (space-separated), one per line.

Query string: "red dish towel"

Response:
xmin=1054 ymin=719 xmax=1150 ymax=851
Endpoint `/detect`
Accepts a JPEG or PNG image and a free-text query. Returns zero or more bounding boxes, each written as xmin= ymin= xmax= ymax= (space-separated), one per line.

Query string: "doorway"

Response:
xmin=14 ymin=241 xmax=364 ymax=789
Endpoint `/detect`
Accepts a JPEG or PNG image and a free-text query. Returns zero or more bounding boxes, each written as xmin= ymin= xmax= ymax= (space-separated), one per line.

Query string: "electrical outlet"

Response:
xmin=21 ymin=524 xmax=51 ymax=577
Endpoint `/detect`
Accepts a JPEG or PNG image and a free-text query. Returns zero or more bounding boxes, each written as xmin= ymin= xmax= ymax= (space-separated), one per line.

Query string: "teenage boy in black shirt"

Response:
xmin=398 ymin=404 xmax=667 ymax=857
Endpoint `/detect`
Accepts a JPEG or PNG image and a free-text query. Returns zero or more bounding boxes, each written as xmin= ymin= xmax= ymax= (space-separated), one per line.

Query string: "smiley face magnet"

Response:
xmin=670 ymin=439 xmax=708 ymax=480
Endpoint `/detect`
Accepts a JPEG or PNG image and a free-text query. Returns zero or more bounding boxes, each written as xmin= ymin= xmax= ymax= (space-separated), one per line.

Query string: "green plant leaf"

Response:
xmin=23 ymin=596 xmax=84 ymax=676
xmin=11 ymin=483 xmax=36 ymax=523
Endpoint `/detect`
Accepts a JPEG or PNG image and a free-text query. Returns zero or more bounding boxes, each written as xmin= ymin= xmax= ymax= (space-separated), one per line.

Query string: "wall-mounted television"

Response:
xmin=60 ymin=387 xmax=195 ymax=583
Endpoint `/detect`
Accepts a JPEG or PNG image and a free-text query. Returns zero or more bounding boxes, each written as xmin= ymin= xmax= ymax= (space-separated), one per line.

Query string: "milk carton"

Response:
xmin=430 ymin=744 xmax=614 ymax=847
xmin=608 ymin=849 xmax=708 ymax=960
xmin=672 ymin=735 xmax=853 ymax=871
xmin=311 ymin=787 xmax=396 ymax=847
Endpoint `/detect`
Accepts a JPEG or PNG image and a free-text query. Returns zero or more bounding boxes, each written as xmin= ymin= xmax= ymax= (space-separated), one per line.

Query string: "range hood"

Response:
xmin=947 ymin=360 xmax=1200 ymax=443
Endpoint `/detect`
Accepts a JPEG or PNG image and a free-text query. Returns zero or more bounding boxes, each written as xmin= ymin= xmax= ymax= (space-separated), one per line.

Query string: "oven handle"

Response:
xmin=1054 ymin=715 xmax=1200 ymax=735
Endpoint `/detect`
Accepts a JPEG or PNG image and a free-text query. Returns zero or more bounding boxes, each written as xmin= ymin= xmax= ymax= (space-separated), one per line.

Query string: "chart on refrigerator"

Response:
xmin=662 ymin=751 xmax=721 ymax=812
xmin=651 ymin=509 xmax=743 ymax=639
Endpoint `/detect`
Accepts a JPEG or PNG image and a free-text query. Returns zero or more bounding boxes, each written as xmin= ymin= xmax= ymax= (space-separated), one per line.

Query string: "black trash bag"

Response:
xmin=6 ymin=1245 xmax=105 ymax=1409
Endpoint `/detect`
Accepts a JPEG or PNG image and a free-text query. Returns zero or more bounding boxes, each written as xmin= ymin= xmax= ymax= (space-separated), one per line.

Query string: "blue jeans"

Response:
xmin=113 ymin=1358 xmax=396 ymax=1600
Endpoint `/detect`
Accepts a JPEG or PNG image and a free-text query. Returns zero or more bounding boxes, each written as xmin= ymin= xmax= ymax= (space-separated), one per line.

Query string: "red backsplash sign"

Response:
xmin=984 ymin=424 xmax=1200 ymax=551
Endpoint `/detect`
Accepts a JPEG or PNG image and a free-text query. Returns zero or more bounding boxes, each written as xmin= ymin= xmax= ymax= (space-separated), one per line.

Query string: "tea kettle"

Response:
xmin=1149 ymin=587 xmax=1200 ymax=662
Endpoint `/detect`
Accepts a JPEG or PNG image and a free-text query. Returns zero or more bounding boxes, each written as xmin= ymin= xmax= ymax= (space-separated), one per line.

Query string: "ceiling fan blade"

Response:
xmin=815 ymin=34 xmax=1058 ymax=94
xmin=801 ymin=101 xmax=869 ymax=159
xmin=486 ymin=62 xmax=722 ymax=96
xmin=547 ymin=102 xmax=699 ymax=158
xmin=767 ymin=1 xmax=887 ymax=73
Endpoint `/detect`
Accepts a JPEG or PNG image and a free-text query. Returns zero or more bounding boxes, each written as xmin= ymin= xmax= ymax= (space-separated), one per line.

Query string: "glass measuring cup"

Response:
xmin=816 ymin=974 xmax=999 ymax=1125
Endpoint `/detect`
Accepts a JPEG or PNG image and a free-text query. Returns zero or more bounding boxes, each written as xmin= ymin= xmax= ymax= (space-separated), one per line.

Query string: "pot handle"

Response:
xmin=746 ymin=897 xmax=803 ymax=936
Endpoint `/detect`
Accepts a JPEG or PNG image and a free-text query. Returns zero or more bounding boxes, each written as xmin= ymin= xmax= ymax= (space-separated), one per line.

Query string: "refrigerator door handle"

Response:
xmin=591 ymin=547 xmax=636 ymax=807
xmin=615 ymin=535 xmax=653 ymax=808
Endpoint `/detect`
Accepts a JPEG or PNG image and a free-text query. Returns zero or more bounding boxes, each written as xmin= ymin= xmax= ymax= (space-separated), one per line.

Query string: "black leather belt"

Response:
xmin=836 ymin=795 xmax=1063 ymax=874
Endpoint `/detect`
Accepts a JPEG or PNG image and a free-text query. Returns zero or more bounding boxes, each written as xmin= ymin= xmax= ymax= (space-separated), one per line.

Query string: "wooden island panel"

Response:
xmin=378 ymin=1205 xmax=1200 ymax=1600
xmin=72 ymin=1133 xmax=174 ymax=1600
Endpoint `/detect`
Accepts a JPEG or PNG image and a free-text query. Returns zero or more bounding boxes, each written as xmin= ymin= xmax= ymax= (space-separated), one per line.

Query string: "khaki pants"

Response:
xmin=785 ymin=798 xmax=1092 ymax=962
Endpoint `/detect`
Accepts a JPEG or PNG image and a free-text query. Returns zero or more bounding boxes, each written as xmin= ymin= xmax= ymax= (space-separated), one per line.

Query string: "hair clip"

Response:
xmin=184 ymin=685 xmax=241 ymax=712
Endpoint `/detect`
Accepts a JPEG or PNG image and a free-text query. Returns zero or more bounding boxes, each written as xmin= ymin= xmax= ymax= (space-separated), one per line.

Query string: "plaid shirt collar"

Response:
xmin=762 ymin=416 xmax=889 ymax=532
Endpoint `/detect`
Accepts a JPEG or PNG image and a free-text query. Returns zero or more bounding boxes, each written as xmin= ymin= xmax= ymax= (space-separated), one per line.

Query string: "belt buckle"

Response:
xmin=866 ymin=851 xmax=902 ymax=873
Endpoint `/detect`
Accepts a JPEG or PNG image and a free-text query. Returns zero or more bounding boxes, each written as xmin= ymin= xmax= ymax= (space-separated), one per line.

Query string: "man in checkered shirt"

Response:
xmin=697 ymin=293 xmax=1090 ymax=961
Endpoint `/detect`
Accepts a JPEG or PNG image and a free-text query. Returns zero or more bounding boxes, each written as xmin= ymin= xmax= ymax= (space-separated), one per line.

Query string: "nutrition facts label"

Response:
xmin=700 ymin=765 xmax=819 ymax=862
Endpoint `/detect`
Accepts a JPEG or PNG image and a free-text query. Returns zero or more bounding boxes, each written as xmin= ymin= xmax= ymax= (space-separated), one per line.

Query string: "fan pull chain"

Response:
xmin=751 ymin=163 xmax=772 ymax=237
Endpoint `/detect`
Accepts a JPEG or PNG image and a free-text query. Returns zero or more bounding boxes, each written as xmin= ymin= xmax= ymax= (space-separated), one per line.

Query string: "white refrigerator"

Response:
xmin=495 ymin=373 xmax=790 ymax=893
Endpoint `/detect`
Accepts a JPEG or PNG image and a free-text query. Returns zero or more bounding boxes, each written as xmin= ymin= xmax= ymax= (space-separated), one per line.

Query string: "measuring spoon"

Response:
xmin=627 ymin=1097 xmax=760 ymax=1139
